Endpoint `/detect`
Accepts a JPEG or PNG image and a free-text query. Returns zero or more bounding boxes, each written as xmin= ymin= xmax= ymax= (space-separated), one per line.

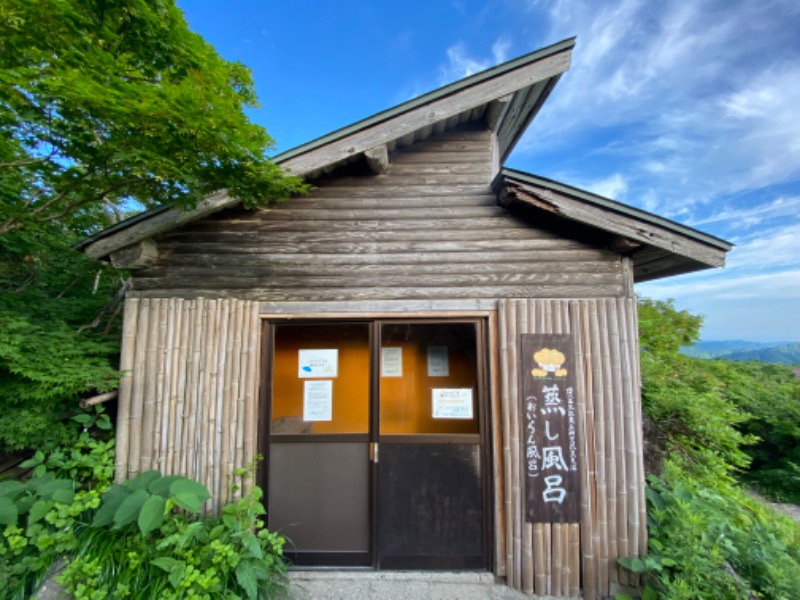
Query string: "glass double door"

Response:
xmin=266 ymin=320 xmax=488 ymax=569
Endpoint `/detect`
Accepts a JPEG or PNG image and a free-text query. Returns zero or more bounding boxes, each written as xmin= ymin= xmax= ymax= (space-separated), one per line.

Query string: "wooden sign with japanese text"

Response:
xmin=521 ymin=334 xmax=581 ymax=522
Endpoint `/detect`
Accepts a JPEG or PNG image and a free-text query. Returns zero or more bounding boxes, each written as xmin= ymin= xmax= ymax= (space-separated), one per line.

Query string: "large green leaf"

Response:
xmin=235 ymin=559 xmax=258 ymax=600
xmin=151 ymin=557 xmax=179 ymax=573
xmin=92 ymin=485 xmax=129 ymax=528
xmin=28 ymin=499 xmax=51 ymax=524
xmin=137 ymin=495 xmax=166 ymax=535
xmin=0 ymin=480 xmax=26 ymax=499
xmin=171 ymin=491 xmax=202 ymax=513
xmin=52 ymin=488 xmax=75 ymax=505
xmin=618 ymin=556 xmax=647 ymax=574
xmin=148 ymin=475 xmax=185 ymax=498
xmin=125 ymin=470 xmax=162 ymax=491
xmin=241 ymin=533 xmax=263 ymax=560
xmin=169 ymin=478 xmax=211 ymax=503
xmin=169 ymin=562 xmax=187 ymax=590
xmin=0 ymin=496 xmax=18 ymax=525
xmin=112 ymin=488 xmax=150 ymax=529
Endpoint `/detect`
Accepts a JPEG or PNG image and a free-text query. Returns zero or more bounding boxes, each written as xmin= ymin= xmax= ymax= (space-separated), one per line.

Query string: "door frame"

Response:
xmin=257 ymin=315 xmax=494 ymax=570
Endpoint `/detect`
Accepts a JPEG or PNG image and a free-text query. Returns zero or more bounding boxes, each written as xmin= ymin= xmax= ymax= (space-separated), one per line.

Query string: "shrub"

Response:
xmin=0 ymin=409 xmax=286 ymax=600
xmin=620 ymin=459 xmax=800 ymax=600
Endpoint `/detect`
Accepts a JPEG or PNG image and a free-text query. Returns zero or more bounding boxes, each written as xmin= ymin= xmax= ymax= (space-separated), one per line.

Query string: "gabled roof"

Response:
xmin=494 ymin=169 xmax=732 ymax=281
xmin=80 ymin=38 xmax=575 ymax=259
xmin=79 ymin=38 xmax=731 ymax=282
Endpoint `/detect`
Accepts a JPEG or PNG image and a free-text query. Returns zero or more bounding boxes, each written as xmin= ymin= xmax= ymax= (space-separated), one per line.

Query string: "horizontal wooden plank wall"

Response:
xmin=116 ymin=297 xmax=261 ymax=512
xmin=130 ymin=126 xmax=623 ymax=301
xmin=498 ymin=298 xmax=646 ymax=599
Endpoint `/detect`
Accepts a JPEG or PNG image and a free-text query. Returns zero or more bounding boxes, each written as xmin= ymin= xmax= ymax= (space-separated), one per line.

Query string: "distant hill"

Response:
xmin=682 ymin=341 xmax=800 ymax=365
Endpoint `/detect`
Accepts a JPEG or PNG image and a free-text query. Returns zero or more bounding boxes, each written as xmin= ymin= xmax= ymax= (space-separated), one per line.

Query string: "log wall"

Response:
xmin=130 ymin=126 xmax=623 ymax=301
xmin=498 ymin=297 xmax=646 ymax=599
xmin=116 ymin=297 xmax=261 ymax=512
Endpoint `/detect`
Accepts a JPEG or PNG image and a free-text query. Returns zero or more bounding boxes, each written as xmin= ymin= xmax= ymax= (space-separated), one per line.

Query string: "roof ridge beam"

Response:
xmin=279 ymin=48 xmax=572 ymax=177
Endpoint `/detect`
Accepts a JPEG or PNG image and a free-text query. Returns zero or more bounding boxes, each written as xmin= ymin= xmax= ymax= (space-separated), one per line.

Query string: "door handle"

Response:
xmin=370 ymin=442 xmax=379 ymax=464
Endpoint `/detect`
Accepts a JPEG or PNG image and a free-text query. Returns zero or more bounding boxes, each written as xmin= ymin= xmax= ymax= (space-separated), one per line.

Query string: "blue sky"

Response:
xmin=179 ymin=0 xmax=800 ymax=343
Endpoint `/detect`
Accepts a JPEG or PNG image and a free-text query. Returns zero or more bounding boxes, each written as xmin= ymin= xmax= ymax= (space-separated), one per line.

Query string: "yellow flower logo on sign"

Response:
xmin=531 ymin=348 xmax=568 ymax=378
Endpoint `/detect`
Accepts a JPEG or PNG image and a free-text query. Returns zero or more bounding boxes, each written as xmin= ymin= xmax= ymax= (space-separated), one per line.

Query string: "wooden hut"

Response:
xmin=80 ymin=38 xmax=731 ymax=599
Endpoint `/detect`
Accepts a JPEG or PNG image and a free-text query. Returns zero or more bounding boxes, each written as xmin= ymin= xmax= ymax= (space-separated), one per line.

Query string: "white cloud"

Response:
xmin=440 ymin=43 xmax=490 ymax=82
xmin=517 ymin=0 xmax=800 ymax=214
xmin=690 ymin=196 xmax=800 ymax=229
xmin=727 ymin=224 xmax=800 ymax=270
xmin=492 ymin=37 xmax=511 ymax=64
xmin=581 ymin=173 xmax=628 ymax=199
xmin=638 ymin=267 xmax=800 ymax=341
xmin=439 ymin=37 xmax=515 ymax=84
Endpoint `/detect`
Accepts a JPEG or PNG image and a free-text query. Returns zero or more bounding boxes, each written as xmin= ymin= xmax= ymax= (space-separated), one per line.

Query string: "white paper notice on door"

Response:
xmin=298 ymin=349 xmax=338 ymax=378
xmin=381 ymin=347 xmax=403 ymax=377
xmin=427 ymin=345 xmax=449 ymax=377
xmin=303 ymin=380 xmax=333 ymax=421
xmin=432 ymin=388 xmax=473 ymax=419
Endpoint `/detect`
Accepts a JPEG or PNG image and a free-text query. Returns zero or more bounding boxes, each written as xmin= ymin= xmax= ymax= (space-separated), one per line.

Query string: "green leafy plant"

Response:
xmin=59 ymin=465 xmax=287 ymax=600
xmin=619 ymin=463 xmax=800 ymax=600
xmin=1 ymin=408 xmax=286 ymax=600
xmin=621 ymin=298 xmax=800 ymax=599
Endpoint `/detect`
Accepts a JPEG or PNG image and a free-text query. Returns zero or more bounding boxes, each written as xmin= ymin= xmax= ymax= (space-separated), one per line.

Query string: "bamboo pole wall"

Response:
xmin=115 ymin=297 xmax=261 ymax=511
xmin=498 ymin=298 xmax=646 ymax=599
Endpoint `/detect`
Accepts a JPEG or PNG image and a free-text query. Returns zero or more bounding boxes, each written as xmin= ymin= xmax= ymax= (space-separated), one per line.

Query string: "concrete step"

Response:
xmin=285 ymin=570 xmax=532 ymax=600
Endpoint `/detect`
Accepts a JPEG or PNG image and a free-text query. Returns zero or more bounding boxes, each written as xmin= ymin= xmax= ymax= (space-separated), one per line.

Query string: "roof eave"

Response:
xmin=80 ymin=39 xmax=576 ymax=260
xmin=494 ymin=168 xmax=733 ymax=282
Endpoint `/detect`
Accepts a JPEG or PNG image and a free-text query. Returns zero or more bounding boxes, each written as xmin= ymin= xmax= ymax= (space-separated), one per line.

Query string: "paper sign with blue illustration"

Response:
xmin=298 ymin=349 xmax=338 ymax=378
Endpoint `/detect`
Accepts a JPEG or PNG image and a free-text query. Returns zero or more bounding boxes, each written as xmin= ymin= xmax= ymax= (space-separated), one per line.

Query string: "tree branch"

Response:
xmin=77 ymin=278 xmax=131 ymax=335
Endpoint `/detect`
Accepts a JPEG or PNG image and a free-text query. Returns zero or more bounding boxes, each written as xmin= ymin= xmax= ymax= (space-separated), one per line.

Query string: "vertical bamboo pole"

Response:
xmin=619 ymin=298 xmax=647 ymax=586
xmin=143 ymin=299 xmax=158 ymax=475
xmin=204 ymin=299 xmax=221 ymax=509
xmin=498 ymin=300 xmax=516 ymax=588
xmin=194 ymin=300 xmax=217 ymax=493
xmin=541 ymin=300 xmax=553 ymax=597
xmin=597 ymin=300 xmax=619 ymax=583
xmin=553 ymin=522 xmax=563 ymax=597
xmin=115 ymin=298 xmax=139 ymax=482
xmin=242 ymin=304 xmax=259 ymax=496
xmin=128 ymin=298 xmax=151 ymax=478
xmin=183 ymin=299 xmax=201 ymax=477
xmin=489 ymin=310 xmax=507 ymax=577
xmin=236 ymin=302 xmax=253 ymax=493
xmin=209 ymin=299 xmax=228 ymax=511
xmin=560 ymin=301 xmax=581 ymax=598
xmin=574 ymin=300 xmax=597 ymax=600
xmin=507 ymin=299 xmax=522 ymax=592
xmin=168 ymin=298 xmax=186 ymax=475
xmin=607 ymin=299 xmax=629 ymax=586
xmin=569 ymin=522 xmax=581 ymax=597
xmin=226 ymin=300 xmax=243 ymax=502
xmin=533 ymin=522 xmax=546 ymax=593
xmin=150 ymin=298 xmax=171 ymax=471
xmin=618 ymin=299 xmax=640 ymax=567
xmin=520 ymin=300 xmax=534 ymax=596
xmin=630 ymin=297 xmax=647 ymax=560
xmin=597 ymin=301 xmax=618 ymax=590
xmin=588 ymin=300 xmax=609 ymax=597
xmin=219 ymin=300 xmax=237 ymax=503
